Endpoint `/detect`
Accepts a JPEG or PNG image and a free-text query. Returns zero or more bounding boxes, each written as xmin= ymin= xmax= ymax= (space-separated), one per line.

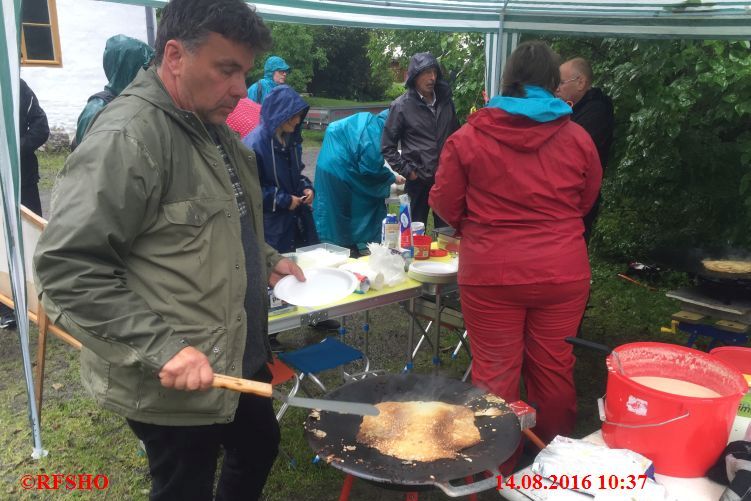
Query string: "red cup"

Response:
xmin=412 ymin=235 xmax=432 ymax=260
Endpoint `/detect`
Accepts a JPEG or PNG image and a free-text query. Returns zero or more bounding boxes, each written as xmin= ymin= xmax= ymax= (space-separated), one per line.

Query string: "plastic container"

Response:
xmin=412 ymin=235 xmax=432 ymax=260
xmin=434 ymin=226 xmax=460 ymax=252
xmin=295 ymin=243 xmax=351 ymax=269
xmin=398 ymin=194 xmax=413 ymax=256
xmin=710 ymin=347 xmax=751 ymax=417
xmin=601 ymin=342 xmax=747 ymax=477
xmin=382 ymin=214 xmax=399 ymax=249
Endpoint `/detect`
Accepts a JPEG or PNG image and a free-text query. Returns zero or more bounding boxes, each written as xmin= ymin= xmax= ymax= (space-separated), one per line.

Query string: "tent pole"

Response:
xmin=34 ymin=302 xmax=49 ymax=422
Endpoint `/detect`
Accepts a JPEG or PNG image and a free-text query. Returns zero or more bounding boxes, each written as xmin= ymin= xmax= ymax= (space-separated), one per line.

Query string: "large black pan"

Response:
xmin=653 ymin=246 xmax=751 ymax=281
xmin=304 ymin=373 xmax=520 ymax=497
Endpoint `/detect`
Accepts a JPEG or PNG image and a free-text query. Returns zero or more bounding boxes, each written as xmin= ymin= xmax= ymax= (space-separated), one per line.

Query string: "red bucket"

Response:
xmin=602 ymin=342 xmax=746 ymax=477
xmin=710 ymin=346 xmax=751 ymax=375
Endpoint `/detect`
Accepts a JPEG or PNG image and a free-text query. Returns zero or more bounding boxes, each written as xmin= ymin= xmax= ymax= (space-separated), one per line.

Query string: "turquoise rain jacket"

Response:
xmin=247 ymin=56 xmax=290 ymax=104
xmin=243 ymin=85 xmax=317 ymax=253
xmin=313 ymin=110 xmax=394 ymax=248
xmin=75 ymin=35 xmax=154 ymax=145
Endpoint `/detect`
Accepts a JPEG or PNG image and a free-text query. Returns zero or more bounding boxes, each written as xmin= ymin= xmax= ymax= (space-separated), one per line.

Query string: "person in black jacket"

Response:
xmin=381 ymin=52 xmax=459 ymax=228
xmin=1 ymin=80 xmax=50 ymax=328
xmin=556 ymin=57 xmax=614 ymax=243
xmin=19 ymin=79 xmax=49 ymax=218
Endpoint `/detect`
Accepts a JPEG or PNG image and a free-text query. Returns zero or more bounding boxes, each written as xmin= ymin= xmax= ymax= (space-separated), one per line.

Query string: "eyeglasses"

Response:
xmin=558 ymin=75 xmax=580 ymax=86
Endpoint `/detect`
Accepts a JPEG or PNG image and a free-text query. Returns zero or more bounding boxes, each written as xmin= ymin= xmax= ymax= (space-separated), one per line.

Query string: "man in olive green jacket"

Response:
xmin=33 ymin=1 xmax=301 ymax=499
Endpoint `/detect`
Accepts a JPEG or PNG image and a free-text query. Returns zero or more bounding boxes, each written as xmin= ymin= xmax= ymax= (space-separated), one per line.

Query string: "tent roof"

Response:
xmin=116 ymin=0 xmax=751 ymax=38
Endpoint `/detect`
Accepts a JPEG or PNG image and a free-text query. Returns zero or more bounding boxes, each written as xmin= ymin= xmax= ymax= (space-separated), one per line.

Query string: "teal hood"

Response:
xmin=487 ymin=85 xmax=571 ymax=123
xmin=263 ymin=55 xmax=290 ymax=79
xmin=103 ymin=35 xmax=154 ymax=96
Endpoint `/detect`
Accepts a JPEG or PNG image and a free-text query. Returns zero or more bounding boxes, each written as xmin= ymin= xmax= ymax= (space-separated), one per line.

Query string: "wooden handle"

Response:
xmin=212 ymin=373 xmax=273 ymax=397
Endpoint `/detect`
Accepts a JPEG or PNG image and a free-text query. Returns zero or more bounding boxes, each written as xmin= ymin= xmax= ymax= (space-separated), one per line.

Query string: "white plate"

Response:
xmin=408 ymin=260 xmax=458 ymax=276
xmin=273 ymin=268 xmax=358 ymax=307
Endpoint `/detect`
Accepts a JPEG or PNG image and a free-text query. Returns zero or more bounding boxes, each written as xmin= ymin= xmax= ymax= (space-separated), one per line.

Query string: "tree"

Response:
xmin=367 ymin=30 xmax=486 ymax=120
xmin=550 ymin=38 xmax=751 ymax=257
xmin=246 ymin=22 xmax=327 ymax=93
xmin=307 ymin=27 xmax=391 ymax=101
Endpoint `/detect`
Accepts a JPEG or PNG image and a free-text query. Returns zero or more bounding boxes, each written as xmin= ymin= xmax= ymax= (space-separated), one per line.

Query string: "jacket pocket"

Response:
xmin=162 ymin=198 xmax=228 ymax=226
xmin=132 ymin=324 xmax=230 ymax=416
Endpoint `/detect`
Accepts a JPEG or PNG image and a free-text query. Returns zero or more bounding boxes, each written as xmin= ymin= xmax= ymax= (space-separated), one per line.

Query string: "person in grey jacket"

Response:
xmin=34 ymin=1 xmax=303 ymax=499
xmin=381 ymin=52 xmax=459 ymax=228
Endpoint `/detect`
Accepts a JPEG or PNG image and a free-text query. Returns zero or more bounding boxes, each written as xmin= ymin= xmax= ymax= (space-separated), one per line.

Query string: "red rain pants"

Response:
xmin=460 ymin=280 xmax=590 ymax=444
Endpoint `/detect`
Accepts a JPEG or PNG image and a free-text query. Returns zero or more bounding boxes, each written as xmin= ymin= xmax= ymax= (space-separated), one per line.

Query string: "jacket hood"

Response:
xmin=259 ymin=85 xmax=309 ymax=140
xmin=486 ymin=85 xmax=571 ymax=123
xmin=122 ymin=66 xmax=234 ymax=143
xmin=263 ymin=55 xmax=290 ymax=80
xmin=103 ymin=34 xmax=154 ymax=96
xmin=405 ymin=52 xmax=443 ymax=88
xmin=468 ymin=105 xmax=570 ymax=153
xmin=374 ymin=108 xmax=389 ymax=127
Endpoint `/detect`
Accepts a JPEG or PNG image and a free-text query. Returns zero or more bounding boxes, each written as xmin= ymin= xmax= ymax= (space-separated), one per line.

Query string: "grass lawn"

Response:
xmin=37 ymin=152 xmax=68 ymax=191
xmin=5 ymin=152 xmax=696 ymax=500
xmin=303 ymin=97 xmax=390 ymax=108
xmin=301 ymin=129 xmax=324 ymax=148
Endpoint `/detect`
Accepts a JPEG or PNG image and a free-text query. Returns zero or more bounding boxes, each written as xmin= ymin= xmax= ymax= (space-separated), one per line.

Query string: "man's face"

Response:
xmin=273 ymin=69 xmax=287 ymax=85
xmin=170 ymin=33 xmax=254 ymax=125
xmin=414 ymin=67 xmax=437 ymax=97
xmin=555 ymin=61 xmax=587 ymax=105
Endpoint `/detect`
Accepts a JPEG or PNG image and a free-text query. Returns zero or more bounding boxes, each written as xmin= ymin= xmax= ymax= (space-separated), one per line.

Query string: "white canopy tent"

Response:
xmin=0 ymin=0 xmax=749 ymax=458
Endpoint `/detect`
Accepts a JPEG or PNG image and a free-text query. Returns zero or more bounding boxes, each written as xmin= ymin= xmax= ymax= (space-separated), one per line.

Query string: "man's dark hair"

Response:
xmin=501 ymin=41 xmax=561 ymax=97
xmin=154 ymin=0 xmax=272 ymax=66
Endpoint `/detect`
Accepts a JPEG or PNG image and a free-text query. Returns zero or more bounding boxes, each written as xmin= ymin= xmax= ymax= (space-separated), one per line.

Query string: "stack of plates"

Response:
xmin=407 ymin=260 xmax=458 ymax=284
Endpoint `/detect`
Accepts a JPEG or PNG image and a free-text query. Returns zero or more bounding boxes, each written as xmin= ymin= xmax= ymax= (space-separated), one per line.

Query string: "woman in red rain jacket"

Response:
xmin=430 ymin=41 xmax=602 ymax=444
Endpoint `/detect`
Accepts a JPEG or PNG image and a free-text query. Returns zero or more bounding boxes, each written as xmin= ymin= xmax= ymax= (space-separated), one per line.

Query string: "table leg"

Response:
xmin=363 ymin=310 xmax=370 ymax=358
xmin=433 ymin=288 xmax=442 ymax=368
xmin=405 ymin=298 xmax=415 ymax=372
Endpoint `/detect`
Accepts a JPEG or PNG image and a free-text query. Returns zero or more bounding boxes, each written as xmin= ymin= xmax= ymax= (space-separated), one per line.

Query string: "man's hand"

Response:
xmin=302 ymin=188 xmax=314 ymax=206
xmin=395 ymin=174 xmax=406 ymax=185
xmin=269 ymin=257 xmax=305 ymax=287
xmin=408 ymin=171 xmax=418 ymax=181
xmin=158 ymin=346 xmax=214 ymax=391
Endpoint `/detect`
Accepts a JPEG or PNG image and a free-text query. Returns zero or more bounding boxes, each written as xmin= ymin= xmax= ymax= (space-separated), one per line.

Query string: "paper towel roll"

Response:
xmin=363 ymin=269 xmax=384 ymax=290
xmin=339 ymin=262 xmax=384 ymax=290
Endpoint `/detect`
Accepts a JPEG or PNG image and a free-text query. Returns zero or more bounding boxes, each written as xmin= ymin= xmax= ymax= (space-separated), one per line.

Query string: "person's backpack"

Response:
xmin=70 ymin=90 xmax=117 ymax=151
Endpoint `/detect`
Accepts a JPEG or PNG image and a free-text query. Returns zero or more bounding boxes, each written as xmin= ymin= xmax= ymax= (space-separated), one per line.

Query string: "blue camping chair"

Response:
xmin=277 ymin=336 xmax=382 ymax=393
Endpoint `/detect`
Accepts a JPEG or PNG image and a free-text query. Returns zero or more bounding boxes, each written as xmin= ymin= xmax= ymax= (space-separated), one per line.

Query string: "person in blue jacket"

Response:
xmin=247 ymin=55 xmax=290 ymax=104
xmin=313 ymin=110 xmax=405 ymax=255
xmin=243 ymin=85 xmax=317 ymax=254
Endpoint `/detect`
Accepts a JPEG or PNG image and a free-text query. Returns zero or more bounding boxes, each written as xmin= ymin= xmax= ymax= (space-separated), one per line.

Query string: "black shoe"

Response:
xmin=0 ymin=314 xmax=16 ymax=329
xmin=311 ymin=319 xmax=341 ymax=331
xmin=269 ymin=335 xmax=284 ymax=353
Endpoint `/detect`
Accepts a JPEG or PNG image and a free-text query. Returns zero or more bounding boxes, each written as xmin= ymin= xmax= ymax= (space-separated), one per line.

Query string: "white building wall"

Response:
xmin=20 ymin=0 xmax=149 ymax=136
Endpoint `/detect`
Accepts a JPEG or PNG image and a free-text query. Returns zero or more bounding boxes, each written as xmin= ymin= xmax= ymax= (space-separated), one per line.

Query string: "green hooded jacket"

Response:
xmin=34 ymin=66 xmax=282 ymax=426
xmin=75 ymin=35 xmax=154 ymax=146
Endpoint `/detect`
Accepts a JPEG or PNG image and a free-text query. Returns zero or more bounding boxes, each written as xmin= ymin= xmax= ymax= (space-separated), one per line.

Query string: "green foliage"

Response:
xmin=385 ymin=81 xmax=405 ymax=101
xmin=247 ymin=22 xmax=327 ymax=93
xmin=367 ymin=30 xmax=485 ymax=120
xmin=307 ymin=27 xmax=391 ymax=101
xmin=551 ymin=38 xmax=751 ymax=258
xmin=37 ymin=152 xmax=67 ymax=190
